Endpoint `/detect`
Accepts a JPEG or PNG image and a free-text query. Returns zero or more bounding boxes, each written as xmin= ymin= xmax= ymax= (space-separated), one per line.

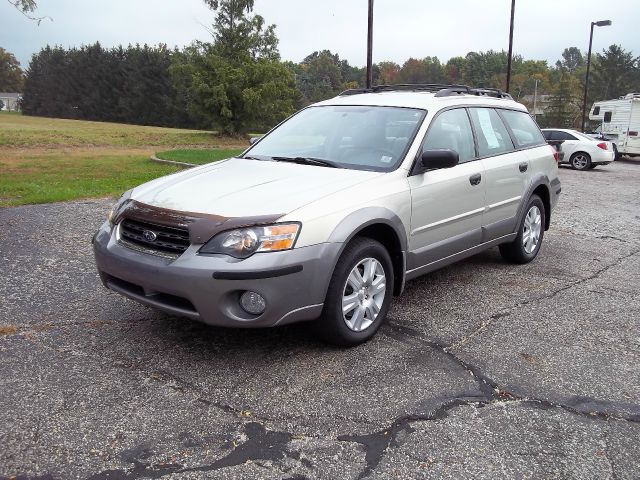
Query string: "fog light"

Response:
xmin=240 ymin=291 xmax=266 ymax=315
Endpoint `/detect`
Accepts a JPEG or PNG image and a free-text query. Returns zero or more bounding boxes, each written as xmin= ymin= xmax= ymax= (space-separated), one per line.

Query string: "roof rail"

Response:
xmin=339 ymin=83 xmax=512 ymax=100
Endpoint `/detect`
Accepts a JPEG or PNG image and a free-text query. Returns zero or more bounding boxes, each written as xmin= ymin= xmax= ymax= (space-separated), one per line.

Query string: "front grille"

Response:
xmin=119 ymin=218 xmax=190 ymax=256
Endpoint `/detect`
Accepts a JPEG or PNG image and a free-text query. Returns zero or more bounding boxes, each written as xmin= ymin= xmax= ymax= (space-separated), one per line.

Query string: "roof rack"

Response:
xmin=339 ymin=83 xmax=513 ymax=100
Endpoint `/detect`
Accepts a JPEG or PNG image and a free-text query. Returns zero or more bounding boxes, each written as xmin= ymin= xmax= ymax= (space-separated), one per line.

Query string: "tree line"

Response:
xmin=4 ymin=0 xmax=640 ymax=132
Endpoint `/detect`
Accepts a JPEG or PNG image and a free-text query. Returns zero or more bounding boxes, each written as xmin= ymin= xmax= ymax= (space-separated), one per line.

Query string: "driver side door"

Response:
xmin=407 ymin=108 xmax=486 ymax=272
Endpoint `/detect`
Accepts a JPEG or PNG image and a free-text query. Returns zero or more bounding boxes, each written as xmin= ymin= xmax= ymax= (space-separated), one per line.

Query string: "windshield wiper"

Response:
xmin=242 ymin=155 xmax=266 ymax=161
xmin=271 ymin=156 xmax=340 ymax=168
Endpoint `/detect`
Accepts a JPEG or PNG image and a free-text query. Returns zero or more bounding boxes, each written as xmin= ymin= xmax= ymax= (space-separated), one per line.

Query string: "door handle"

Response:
xmin=519 ymin=162 xmax=528 ymax=173
xmin=469 ymin=173 xmax=482 ymax=186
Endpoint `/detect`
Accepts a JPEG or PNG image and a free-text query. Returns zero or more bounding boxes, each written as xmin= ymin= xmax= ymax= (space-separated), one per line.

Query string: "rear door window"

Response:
xmin=468 ymin=108 xmax=514 ymax=157
xmin=499 ymin=109 xmax=546 ymax=148
xmin=556 ymin=131 xmax=578 ymax=141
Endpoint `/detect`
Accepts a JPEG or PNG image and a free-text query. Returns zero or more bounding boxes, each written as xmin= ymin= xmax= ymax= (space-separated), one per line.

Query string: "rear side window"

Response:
xmin=468 ymin=108 xmax=514 ymax=157
xmin=423 ymin=108 xmax=476 ymax=163
xmin=556 ymin=131 xmax=578 ymax=141
xmin=604 ymin=111 xmax=612 ymax=123
xmin=499 ymin=110 xmax=546 ymax=147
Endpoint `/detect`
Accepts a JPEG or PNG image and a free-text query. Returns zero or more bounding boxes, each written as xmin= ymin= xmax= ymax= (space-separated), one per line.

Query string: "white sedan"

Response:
xmin=542 ymin=128 xmax=615 ymax=170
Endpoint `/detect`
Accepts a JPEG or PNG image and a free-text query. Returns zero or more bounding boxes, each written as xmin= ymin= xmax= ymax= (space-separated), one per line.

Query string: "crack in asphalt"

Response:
xmin=84 ymin=422 xmax=293 ymax=480
xmin=3 ymin=219 xmax=639 ymax=480
xmin=448 ymin=247 xmax=640 ymax=350
xmin=335 ymin=321 xmax=640 ymax=479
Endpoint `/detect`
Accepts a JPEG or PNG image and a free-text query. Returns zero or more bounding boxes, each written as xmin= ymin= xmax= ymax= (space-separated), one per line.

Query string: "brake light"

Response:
xmin=549 ymin=145 xmax=558 ymax=163
xmin=597 ymin=142 xmax=608 ymax=150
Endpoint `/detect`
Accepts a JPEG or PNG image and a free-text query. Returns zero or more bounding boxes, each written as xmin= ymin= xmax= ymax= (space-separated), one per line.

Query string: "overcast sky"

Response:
xmin=1 ymin=0 xmax=638 ymax=69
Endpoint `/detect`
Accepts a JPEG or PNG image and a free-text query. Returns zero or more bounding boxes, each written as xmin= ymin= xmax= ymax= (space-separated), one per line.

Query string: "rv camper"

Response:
xmin=589 ymin=93 xmax=640 ymax=158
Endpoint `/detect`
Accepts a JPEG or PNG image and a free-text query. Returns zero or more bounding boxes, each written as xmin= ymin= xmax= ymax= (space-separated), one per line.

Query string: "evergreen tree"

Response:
xmin=171 ymin=0 xmax=297 ymax=134
xmin=540 ymin=69 xmax=582 ymax=128
xmin=590 ymin=45 xmax=639 ymax=100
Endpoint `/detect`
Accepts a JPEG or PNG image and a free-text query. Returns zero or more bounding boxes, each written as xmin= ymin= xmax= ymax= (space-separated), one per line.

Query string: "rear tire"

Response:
xmin=570 ymin=152 xmax=591 ymax=170
xmin=499 ymin=195 xmax=545 ymax=264
xmin=313 ymin=237 xmax=393 ymax=346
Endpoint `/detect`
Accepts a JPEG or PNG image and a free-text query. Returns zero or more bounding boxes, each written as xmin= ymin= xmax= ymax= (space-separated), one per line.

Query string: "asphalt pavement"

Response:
xmin=1 ymin=159 xmax=639 ymax=479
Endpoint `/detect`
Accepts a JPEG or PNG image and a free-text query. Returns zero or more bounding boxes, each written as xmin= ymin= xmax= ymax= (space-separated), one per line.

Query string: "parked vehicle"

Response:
xmin=588 ymin=93 xmax=640 ymax=159
xmin=93 ymin=84 xmax=561 ymax=346
xmin=542 ymin=128 xmax=614 ymax=170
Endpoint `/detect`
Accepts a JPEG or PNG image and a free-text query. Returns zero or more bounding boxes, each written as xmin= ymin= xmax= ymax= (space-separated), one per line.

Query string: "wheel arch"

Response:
xmin=570 ymin=150 xmax=591 ymax=160
xmin=327 ymin=208 xmax=408 ymax=296
xmin=516 ymin=176 xmax=552 ymax=231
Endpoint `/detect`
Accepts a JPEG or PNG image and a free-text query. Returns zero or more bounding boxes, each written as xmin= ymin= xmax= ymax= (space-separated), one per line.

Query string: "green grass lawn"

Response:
xmin=0 ymin=150 xmax=180 ymax=206
xmin=0 ymin=111 xmax=222 ymax=148
xmin=155 ymin=148 xmax=245 ymax=165
xmin=0 ymin=113 xmax=248 ymax=207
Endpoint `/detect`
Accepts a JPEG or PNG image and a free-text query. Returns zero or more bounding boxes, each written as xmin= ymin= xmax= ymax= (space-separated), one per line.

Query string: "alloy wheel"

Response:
xmin=522 ymin=205 xmax=542 ymax=254
xmin=572 ymin=154 xmax=589 ymax=170
xmin=341 ymin=257 xmax=386 ymax=332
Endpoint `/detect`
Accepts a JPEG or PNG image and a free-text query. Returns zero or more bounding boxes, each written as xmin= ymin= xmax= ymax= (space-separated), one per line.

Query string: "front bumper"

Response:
xmin=93 ymin=221 xmax=341 ymax=327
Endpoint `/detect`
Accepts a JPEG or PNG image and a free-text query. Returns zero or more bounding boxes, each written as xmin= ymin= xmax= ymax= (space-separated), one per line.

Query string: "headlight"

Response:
xmin=199 ymin=223 xmax=300 ymax=258
xmin=108 ymin=190 xmax=132 ymax=226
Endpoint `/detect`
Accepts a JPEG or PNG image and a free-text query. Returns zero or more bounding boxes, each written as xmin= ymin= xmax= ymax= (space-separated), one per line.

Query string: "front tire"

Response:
xmin=570 ymin=152 xmax=591 ymax=170
xmin=313 ymin=237 xmax=393 ymax=346
xmin=499 ymin=195 xmax=545 ymax=264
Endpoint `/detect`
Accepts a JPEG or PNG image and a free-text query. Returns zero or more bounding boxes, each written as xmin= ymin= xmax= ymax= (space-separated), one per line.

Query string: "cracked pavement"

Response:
xmin=1 ymin=159 xmax=639 ymax=479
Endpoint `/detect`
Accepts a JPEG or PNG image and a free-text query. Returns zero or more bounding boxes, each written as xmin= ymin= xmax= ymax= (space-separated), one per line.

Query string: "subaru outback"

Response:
xmin=93 ymin=84 xmax=561 ymax=346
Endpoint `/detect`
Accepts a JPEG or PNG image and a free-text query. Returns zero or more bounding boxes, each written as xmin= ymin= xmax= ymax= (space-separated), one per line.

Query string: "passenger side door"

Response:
xmin=407 ymin=108 xmax=485 ymax=270
xmin=468 ymin=108 xmax=528 ymax=239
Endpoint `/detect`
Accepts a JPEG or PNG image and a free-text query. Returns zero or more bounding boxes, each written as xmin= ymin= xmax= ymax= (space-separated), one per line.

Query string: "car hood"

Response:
xmin=131 ymin=157 xmax=382 ymax=217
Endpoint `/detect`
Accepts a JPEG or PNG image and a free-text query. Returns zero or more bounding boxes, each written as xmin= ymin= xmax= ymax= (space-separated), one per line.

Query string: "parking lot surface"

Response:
xmin=1 ymin=160 xmax=639 ymax=479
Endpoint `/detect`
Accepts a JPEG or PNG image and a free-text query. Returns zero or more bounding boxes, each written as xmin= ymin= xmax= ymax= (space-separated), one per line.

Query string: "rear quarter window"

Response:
xmin=499 ymin=109 xmax=546 ymax=148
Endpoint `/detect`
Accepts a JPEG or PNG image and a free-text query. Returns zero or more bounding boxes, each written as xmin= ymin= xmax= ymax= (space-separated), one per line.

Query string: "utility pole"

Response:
xmin=533 ymin=78 xmax=539 ymax=119
xmin=506 ymin=0 xmax=515 ymax=93
xmin=366 ymin=0 xmax=374 ymax=89
xmin=581 ymin=20 xmax=612 ymax=131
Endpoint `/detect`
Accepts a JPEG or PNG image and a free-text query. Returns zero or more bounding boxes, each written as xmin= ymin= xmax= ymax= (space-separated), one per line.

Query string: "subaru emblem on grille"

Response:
xmin=142 ymin=229 xmax=157 ymax=242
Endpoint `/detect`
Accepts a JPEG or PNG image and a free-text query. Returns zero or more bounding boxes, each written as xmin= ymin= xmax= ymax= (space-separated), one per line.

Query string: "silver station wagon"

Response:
xmin=93 ymin=84 xmax=561 ymax=345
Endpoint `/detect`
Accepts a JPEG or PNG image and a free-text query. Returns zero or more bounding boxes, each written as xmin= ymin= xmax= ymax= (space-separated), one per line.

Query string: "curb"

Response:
xmin=150 ymin=154 xmax=196 ymax=168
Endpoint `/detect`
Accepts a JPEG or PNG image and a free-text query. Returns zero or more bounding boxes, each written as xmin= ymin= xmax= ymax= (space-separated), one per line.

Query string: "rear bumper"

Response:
xmin=593 ymin=150 xmax=615 ymax=164
xmin=93 ymin=221 xmax=340 ymax=327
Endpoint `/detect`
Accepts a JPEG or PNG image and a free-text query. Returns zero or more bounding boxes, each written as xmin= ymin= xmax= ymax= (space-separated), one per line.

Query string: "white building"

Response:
xmin=0 ymin=92 xmax=21 ymax=111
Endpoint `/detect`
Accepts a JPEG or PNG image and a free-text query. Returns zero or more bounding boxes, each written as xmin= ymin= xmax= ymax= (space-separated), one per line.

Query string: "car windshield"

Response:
xmin=244 ymin=105 xmax=426 ymax=172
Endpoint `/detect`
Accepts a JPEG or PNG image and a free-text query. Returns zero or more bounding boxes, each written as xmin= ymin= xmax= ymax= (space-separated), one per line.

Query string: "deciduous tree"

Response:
xmin=0 ymin=47 xmax=24 ymax=92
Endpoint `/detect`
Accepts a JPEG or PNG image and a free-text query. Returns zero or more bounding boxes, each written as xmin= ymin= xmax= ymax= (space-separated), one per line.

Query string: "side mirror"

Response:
xmin=421 ymin=149 xmax=459 ymax=169
xmin=249 ymin=136 xmax=262 ymax=145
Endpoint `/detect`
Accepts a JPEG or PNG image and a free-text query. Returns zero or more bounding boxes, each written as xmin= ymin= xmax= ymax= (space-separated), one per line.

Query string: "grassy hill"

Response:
xmin=0 ymin=113 xmax=247 ymax=207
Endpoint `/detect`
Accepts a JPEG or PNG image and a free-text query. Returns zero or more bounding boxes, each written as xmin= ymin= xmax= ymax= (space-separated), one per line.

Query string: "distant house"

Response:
xmin=0 ymin=92 xmax=21 ymax=111
xmin=521 ymin=94 xmax=552 ymax=116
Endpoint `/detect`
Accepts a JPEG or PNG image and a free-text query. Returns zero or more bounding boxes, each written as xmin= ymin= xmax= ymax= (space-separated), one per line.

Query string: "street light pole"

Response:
xmin=533 ymin=78 xmax=539 ymax=119
xmin=366 ymin=0 xmax=374 ymax=89
xmin=581 ymin=20 xmax=612 ymax=131
xmin=506 ymin=0 xmax=515 ymax=93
